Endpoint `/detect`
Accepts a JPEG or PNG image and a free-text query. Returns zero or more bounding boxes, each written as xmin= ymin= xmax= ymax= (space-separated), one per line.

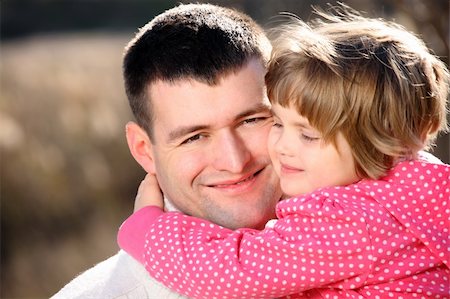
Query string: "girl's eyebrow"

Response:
xmin=294 ymin=121 xmax=312 ymax=130
xmin=270 ymin=107 xmax=312 ymax=129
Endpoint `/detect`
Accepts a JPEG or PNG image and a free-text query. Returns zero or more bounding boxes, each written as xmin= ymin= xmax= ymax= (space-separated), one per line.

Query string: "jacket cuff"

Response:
xmin=117 ymin=206 xmax=164 ymax=264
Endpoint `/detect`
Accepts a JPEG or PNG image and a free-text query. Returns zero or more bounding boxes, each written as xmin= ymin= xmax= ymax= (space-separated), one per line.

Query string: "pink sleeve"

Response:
xmin=117 ymin=192 xmax=373 ymax=299
xmin=117 ymin=206 xmax=165 ymax=265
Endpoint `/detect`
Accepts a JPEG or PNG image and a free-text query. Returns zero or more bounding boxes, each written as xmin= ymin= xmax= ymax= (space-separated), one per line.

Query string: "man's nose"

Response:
xmin=212 ymin=131 xmax=250 ymax=173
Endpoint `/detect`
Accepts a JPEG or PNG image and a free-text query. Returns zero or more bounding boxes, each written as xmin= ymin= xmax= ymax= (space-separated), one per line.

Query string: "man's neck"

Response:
xmin=164 ymin=196 xmax=180 ymax=212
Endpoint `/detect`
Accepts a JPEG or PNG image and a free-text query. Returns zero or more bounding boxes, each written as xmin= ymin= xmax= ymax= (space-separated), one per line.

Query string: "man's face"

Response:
xmin=148 ymin=59 xmax=281 ymax=230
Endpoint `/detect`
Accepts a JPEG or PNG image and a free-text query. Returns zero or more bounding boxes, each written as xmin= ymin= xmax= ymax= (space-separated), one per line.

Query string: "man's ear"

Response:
xmin=125 ymin=122 xmax=156 ymax=174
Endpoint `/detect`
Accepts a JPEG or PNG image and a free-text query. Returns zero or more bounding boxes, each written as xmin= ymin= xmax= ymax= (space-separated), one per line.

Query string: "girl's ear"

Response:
xmin=125 ymin=122 xmax=156 ymax=174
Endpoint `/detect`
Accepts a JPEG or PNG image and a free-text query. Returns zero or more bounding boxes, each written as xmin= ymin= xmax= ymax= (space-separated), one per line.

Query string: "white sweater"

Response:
xmin=52 ymin=198 xmax=189 ymax=299
xmin=51 ymin=250 xmax=189 ymax=299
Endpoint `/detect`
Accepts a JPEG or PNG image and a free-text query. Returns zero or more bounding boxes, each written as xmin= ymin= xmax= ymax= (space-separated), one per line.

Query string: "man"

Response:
xmin=52 ymin=3 xmax=281 ymax=298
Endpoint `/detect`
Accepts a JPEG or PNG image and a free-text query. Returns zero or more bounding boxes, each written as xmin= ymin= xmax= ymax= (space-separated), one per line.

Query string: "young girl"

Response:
xmin=118 ymin=7 xmax=450 ymax=299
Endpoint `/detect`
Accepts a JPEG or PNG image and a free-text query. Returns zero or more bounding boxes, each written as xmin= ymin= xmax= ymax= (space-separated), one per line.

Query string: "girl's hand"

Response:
xmin=134 ymin=174 xmax=164 ymax=212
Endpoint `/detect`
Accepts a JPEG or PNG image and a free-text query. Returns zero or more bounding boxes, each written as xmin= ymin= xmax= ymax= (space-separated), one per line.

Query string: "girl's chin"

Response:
xmin=280 ymin=181 xmax=304 ymax=199
xmin=281 ymin=190 xmax=304 ymax=198
xmin=280 ymin=193 xmax=292 ymax=200
xmin=280 ymin=186 xmax=313 ymax=198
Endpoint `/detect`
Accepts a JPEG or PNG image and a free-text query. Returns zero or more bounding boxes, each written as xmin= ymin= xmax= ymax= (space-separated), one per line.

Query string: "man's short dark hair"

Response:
xmin=123 ymin=3 xmax=270 ymax=138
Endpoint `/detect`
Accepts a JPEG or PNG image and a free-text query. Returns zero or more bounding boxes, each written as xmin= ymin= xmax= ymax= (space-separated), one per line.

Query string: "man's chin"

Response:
xmin=217 ymin=206 xmax=276 ymax=230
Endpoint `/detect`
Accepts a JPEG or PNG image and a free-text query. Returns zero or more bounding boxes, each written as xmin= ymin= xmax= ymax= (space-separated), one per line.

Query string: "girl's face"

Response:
xmin=268 ymin=103 xmax=359 ymax=198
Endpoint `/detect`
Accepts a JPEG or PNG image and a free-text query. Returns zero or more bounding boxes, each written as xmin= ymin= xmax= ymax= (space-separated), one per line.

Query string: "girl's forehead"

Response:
xmin=271 ymin=103 xmax=314 ymax=128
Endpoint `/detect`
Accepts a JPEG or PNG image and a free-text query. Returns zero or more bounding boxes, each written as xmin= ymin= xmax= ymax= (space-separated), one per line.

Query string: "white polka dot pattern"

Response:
xmin=119 ymin=160 xmax=450 ymax=299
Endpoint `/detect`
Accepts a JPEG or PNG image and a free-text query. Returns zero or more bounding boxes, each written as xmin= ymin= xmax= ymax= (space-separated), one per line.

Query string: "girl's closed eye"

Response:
xmin=300 ymin=133 xmax=320 ymax=143
xmin=273 ymin=120 xmax=283 ymax=128
xmin=272 ymin=115 xmax=283 ymax=128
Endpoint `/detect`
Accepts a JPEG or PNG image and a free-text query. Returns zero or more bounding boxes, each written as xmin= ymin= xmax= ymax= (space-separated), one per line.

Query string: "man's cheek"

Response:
xmin=177 ymin=152 xmax=207 ymax=181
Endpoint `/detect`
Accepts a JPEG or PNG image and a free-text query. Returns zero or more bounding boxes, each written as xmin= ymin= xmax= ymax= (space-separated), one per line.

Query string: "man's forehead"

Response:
xmin=147 ymin=59 xmax=270 ymax=130
xmin=147 ymin=76 xmax=231 ymax=93
xmin=147 ymin=58 xmax=266 ymax=92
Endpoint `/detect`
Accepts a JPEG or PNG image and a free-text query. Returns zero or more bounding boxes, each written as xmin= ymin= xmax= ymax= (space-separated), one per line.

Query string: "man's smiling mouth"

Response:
xmin=208 ymin=169 xmax=263 ymax=189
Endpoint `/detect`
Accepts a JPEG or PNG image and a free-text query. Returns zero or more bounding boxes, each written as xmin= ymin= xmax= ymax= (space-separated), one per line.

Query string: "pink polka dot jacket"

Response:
xmin=118 ymin=160 xmax=450 ymax=299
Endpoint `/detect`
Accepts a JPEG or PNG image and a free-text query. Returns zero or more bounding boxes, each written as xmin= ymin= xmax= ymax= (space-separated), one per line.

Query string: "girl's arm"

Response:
xmin=118 ymin=186 xmax=373 ymax=299
xmin=118 ymin=174 xmax=165 ymax=257
xmin=134 ymin=174 xmax=164 ymax=211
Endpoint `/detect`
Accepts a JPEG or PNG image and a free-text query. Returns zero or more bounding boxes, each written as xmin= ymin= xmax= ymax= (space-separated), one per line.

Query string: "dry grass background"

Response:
xmin=1 ymin=33 xmax=145 ymax=298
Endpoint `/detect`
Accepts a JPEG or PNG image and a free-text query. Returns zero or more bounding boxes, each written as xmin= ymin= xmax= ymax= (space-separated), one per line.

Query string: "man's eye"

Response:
xmin=242 ymin=116 xmax=269 ymax=125
xmin=181 ymin=134 xmax=202 ymax=145
xmin=243 ymin=117 xmax=258 ymax=124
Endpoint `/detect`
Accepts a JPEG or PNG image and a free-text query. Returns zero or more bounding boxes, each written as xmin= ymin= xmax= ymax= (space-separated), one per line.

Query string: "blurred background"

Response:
xmin=1 ymin=0 xmax=448 ymax=298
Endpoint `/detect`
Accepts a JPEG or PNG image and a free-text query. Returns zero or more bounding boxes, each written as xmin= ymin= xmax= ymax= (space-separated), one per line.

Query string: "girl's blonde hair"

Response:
xmin=266 ymin=6 xmax=449 ymax=179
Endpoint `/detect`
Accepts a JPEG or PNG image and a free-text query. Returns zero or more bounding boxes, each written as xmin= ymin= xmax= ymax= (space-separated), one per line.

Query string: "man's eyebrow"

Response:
xmin=167 ymin=125 xmax=209 ymax=143
xmin=235 ymin=103 xmax=272 ymax=120
xmin=167 ymin=104 xmax=271 ymax=143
